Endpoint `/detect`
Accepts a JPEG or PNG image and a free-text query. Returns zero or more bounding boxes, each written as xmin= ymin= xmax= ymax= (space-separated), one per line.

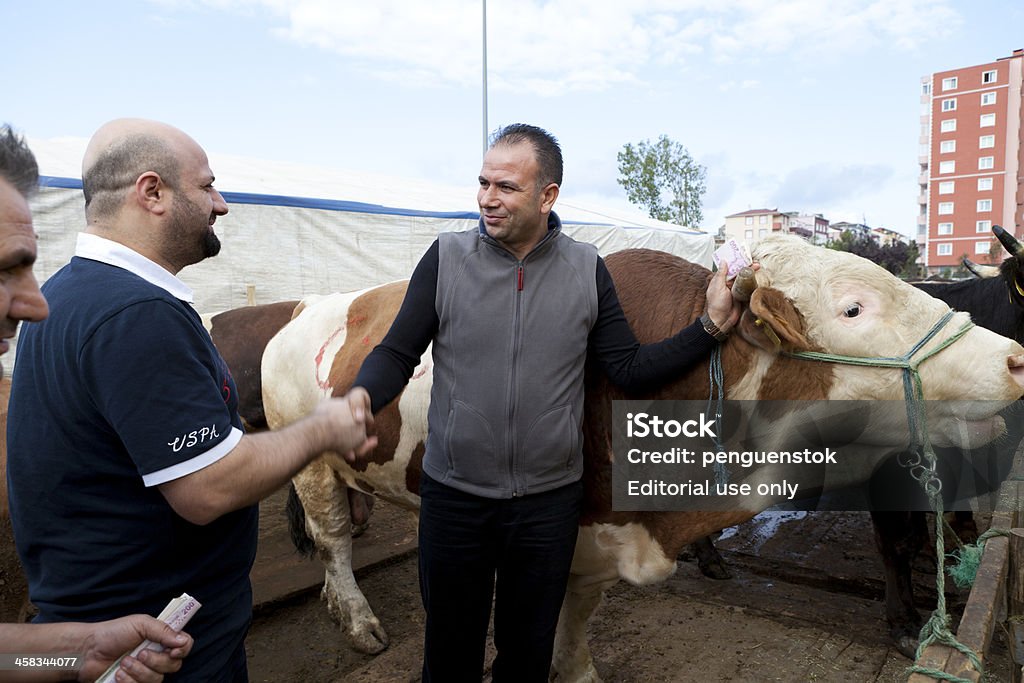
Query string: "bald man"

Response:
xmin=7 ymin=119 xmax=377 ymax=682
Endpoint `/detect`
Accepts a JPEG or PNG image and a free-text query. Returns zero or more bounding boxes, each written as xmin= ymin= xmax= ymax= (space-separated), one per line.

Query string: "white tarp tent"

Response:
xmin=26 ymin=137 xmax=714 ymax=317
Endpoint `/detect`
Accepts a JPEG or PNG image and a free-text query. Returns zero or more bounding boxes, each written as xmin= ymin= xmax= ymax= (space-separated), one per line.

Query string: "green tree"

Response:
xmin=617 ymin=135 xmax=707 ymax=227
xmin=827 ymin=230 xmax=920 ymax=278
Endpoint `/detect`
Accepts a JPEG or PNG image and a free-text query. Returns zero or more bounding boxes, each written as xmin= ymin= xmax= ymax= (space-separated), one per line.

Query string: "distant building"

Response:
xmin=919 ymin=49 xmax=1024 ymax=274
xmin=830 ymin=221 xmax=873 ymax=240
xmin=723 ymin=209 xmax=830 ymax=244
xmin=872 ymin=227 xmax=906 ymax=247
xmin=829 ymin=222 xmax=908 ymax=247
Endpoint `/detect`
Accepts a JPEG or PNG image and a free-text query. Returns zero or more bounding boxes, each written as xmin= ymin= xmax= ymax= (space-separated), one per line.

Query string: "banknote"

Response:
xmin=712 ymin=238 xmax=752 ymax=277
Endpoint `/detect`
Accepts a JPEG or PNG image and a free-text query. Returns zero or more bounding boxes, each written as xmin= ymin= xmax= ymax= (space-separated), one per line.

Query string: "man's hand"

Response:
xmin=704 ymin=263 xmax=760 ymax=334
xmin=313 ymin=387 xmax=377 ymax=465
xmin=78 ymin=615 xmax=192 ymax=682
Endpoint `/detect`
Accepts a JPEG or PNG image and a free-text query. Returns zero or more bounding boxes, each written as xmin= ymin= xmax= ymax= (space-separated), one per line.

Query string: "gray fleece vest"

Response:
xmin=423 ymin=224 xmax=599 ymax=498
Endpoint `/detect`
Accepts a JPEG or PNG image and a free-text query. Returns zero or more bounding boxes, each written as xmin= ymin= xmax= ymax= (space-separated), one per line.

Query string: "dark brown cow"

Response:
xmin=0 ymin=375 xmax=31 ymax=623
xmin=263 ymin=237 xmax=1024 ymax=681
xmin=206 ymin=301 xmax=300 ymax=431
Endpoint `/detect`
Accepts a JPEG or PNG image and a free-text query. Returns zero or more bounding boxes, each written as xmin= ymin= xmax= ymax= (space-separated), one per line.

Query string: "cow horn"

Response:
xmin=731 ymin=266 xmax=757 ymax=302
xmin=993 ymin=225 xmax=1024 ymax=258
xmin=961 ymin=257 xmax=1000 ymax=279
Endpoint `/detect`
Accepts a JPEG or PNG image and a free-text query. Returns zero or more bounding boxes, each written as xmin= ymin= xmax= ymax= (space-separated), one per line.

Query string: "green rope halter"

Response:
xmin=781 ymin=310 xmax=987 ymax=681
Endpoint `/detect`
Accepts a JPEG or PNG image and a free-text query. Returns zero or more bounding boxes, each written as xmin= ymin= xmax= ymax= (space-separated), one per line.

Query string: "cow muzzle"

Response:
xmin=1008 ymin=353 xmax=1024 ymax=394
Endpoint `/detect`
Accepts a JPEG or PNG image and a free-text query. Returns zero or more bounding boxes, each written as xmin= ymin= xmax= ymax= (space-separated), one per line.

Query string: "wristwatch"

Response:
xmin=700 ymin=312 xmax=729 ymax=342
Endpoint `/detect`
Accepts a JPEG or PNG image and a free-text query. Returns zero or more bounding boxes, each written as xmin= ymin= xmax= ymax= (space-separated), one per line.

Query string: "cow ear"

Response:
xmin=738 ymin=287 xmax=814 ymax=352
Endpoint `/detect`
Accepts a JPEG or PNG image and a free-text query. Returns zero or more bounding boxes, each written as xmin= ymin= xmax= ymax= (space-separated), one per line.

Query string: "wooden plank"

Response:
xmin=910 ymin=452 xmax=1024 ymax=682
xmin=941 ymin=534 xmax=1009 ymax=681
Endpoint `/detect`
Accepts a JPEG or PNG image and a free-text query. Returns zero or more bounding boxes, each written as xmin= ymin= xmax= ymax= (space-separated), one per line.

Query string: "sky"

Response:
xmin=3 ymin=0 xmax=1023 ymax=238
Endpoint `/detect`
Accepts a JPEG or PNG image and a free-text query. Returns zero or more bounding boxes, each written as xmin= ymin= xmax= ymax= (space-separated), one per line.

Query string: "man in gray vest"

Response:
xmin=349 ymin=124 xmax=740 ymax=682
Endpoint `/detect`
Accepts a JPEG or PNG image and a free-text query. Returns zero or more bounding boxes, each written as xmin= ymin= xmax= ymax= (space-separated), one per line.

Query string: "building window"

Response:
xmin=979 ymin=135 xmax=995 ymax=149
xmin=942 ymin=77 xmax=958 ymax=90
xmin=759 ymin=215 xmax=768 ymax=225
xmin=976 ymin=241 xmax=991 ymax=255
xmin=758 ymin=228 xmax=768 ymax=238
xmin=979 ymin=156 xmax=994 ymax=170
xmin=937 ymin=243 xmax=953 ymax=256
xmin=978 ymin=177 xmax=993 ymax=191
xmin=981 ymin=92 xmax=996 ymax=105
xmin=922 ymin=82 xmax=931 ymax=95
xmin=744 ymin=229 xmax=753 ymax=240
xmin=982 ymin=70 xmax=997 ymax=84
xmin=977 ymin=199 xmax=992 ymax=212
xmin=938 ymin=202 xmax=954 ymax=215
xmin=938 ymin=181 xmax=955 ymax=194
xmin=938 ymin=222 xmax=954 ymax=235
xmin=941 ymin=98 xmax=957 ymax=111
xmin=977 ymin=220 xmax=992 ymax=233
xmin=939 ymin=160 xmax=955 ymax=174
xmin=940 ymin=140 xmax=956 ymax=153
xmin=940 ymin=119 xmax=957 ymax=132
xmin=980 ymin=113 xmax=995 ymax=127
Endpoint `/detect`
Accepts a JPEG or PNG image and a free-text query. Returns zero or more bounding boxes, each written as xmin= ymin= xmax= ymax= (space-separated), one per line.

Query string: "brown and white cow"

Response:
xmin=262 ymin=235 xmax=1024 ymax=681
xmin=203 ymin=300 xmax=376 ymax=533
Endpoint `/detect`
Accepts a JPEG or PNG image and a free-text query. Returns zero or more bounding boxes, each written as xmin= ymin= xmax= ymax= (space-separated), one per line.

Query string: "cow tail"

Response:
xmin=286 ymin=483 xmax=317 ymax=557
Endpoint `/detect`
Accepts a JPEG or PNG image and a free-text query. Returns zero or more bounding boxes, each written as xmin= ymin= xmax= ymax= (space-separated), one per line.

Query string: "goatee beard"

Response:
xmin=203 ymin=230 xmax=222 ymax=258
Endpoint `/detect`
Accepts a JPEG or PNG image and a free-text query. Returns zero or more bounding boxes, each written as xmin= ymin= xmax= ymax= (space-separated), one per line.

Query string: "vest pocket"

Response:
xmin=444 ymin=400 xmax=499 ymax=488
xmin=522 ymin=404 xmax=578 ymax=482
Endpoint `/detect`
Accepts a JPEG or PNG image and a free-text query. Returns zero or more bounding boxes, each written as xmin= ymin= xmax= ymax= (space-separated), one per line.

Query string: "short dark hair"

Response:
xmin=0 ymin=124 xmax=40 ymax=198
xmin=83 ymin=133 xmax=181 ymax=218
xmin=490 ymin=123 xmax=563 ymax=188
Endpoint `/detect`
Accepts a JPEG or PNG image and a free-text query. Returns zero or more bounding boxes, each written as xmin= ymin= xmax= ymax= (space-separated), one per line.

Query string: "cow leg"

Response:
xmin=678 ymin=535 xmax=732 ymax=580
xmin=552 ymin=572 xmax=617 ymax=683
xmin=293 ymin=461 xmax=389 ymax=653
xmin=348 ymin=488 xmax=374 ymax=538
xmin=949 ymin=510 xmax=978 ymax=544
xmin=870 ymin=510 xmax=926 ymax=658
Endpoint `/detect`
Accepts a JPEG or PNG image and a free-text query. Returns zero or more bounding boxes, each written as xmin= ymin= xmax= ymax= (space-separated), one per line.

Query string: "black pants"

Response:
xmin=417 ymin=473 xmax=583 ymax=683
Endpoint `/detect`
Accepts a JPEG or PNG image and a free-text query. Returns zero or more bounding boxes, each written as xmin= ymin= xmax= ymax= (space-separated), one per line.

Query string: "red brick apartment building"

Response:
xmin=919 ymin=49 xmax=1024 ymax=273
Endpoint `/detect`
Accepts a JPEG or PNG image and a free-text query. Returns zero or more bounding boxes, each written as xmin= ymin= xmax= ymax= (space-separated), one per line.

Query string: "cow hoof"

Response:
xmin=351 ymin=521 xmax=370 ymax=538
xmin=321 ymin=585 xmax=390 ymax=654
xmin=894 ymin=634 xmax=919 ymax=660
xmin=551 ymin=663 xmax=602 ymax=683
xmin=697 ymin=559 xmax=732 ymax=580
xmin=348 ymin=623 xmax=390 ymax=654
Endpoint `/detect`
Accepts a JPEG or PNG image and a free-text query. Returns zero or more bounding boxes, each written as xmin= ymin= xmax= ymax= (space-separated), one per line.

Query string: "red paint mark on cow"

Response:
xmin=362 ymin=335 xmax=371 ymax=345
xmin=315 ymin=325 xmax=345 ymax=390
xmin=412 ymin=365 xmax=429 ymax=380
xmin=348 ymin=314 xmax=368 ymax=326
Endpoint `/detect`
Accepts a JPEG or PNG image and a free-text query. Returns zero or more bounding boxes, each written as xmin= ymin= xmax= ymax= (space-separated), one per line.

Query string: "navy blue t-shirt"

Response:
xmin=7 ymin=256 xmax=258 ymax=681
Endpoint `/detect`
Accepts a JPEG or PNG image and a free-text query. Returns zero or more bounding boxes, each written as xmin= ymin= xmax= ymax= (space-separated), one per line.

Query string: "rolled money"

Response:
xmin=95 ymin=593 xmax=201 ymax=683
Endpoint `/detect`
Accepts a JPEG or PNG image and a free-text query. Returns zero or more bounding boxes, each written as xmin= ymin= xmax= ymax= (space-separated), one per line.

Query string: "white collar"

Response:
xmin=75 ymin=233 xmax=195 ymax=303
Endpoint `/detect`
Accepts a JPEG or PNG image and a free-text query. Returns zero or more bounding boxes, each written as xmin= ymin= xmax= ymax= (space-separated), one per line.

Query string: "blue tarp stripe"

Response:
xmin=38 ymin=175 xmax=480 ymax=219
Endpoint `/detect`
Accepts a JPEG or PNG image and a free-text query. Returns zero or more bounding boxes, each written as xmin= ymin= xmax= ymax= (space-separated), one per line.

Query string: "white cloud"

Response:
xmin=157 ymin=0 xmax=960 ymax=93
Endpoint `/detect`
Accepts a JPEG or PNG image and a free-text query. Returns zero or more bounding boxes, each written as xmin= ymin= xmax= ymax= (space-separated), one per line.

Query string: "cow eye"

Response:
xmin=843 ymin=303 xmax=862 ymax=318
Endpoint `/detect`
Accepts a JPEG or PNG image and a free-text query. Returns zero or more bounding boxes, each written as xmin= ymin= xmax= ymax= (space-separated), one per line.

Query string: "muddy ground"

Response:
xmin=243 ymin=496 xmax=1013 ymax=683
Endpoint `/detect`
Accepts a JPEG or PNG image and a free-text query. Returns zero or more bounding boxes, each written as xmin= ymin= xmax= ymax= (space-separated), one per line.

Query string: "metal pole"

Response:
xmin=482 ymin=0 xmax=488 ymax=157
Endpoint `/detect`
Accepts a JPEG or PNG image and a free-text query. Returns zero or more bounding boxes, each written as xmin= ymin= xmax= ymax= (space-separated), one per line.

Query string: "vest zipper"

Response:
xmin=508 ymin=261 xmax=524 ymax=495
